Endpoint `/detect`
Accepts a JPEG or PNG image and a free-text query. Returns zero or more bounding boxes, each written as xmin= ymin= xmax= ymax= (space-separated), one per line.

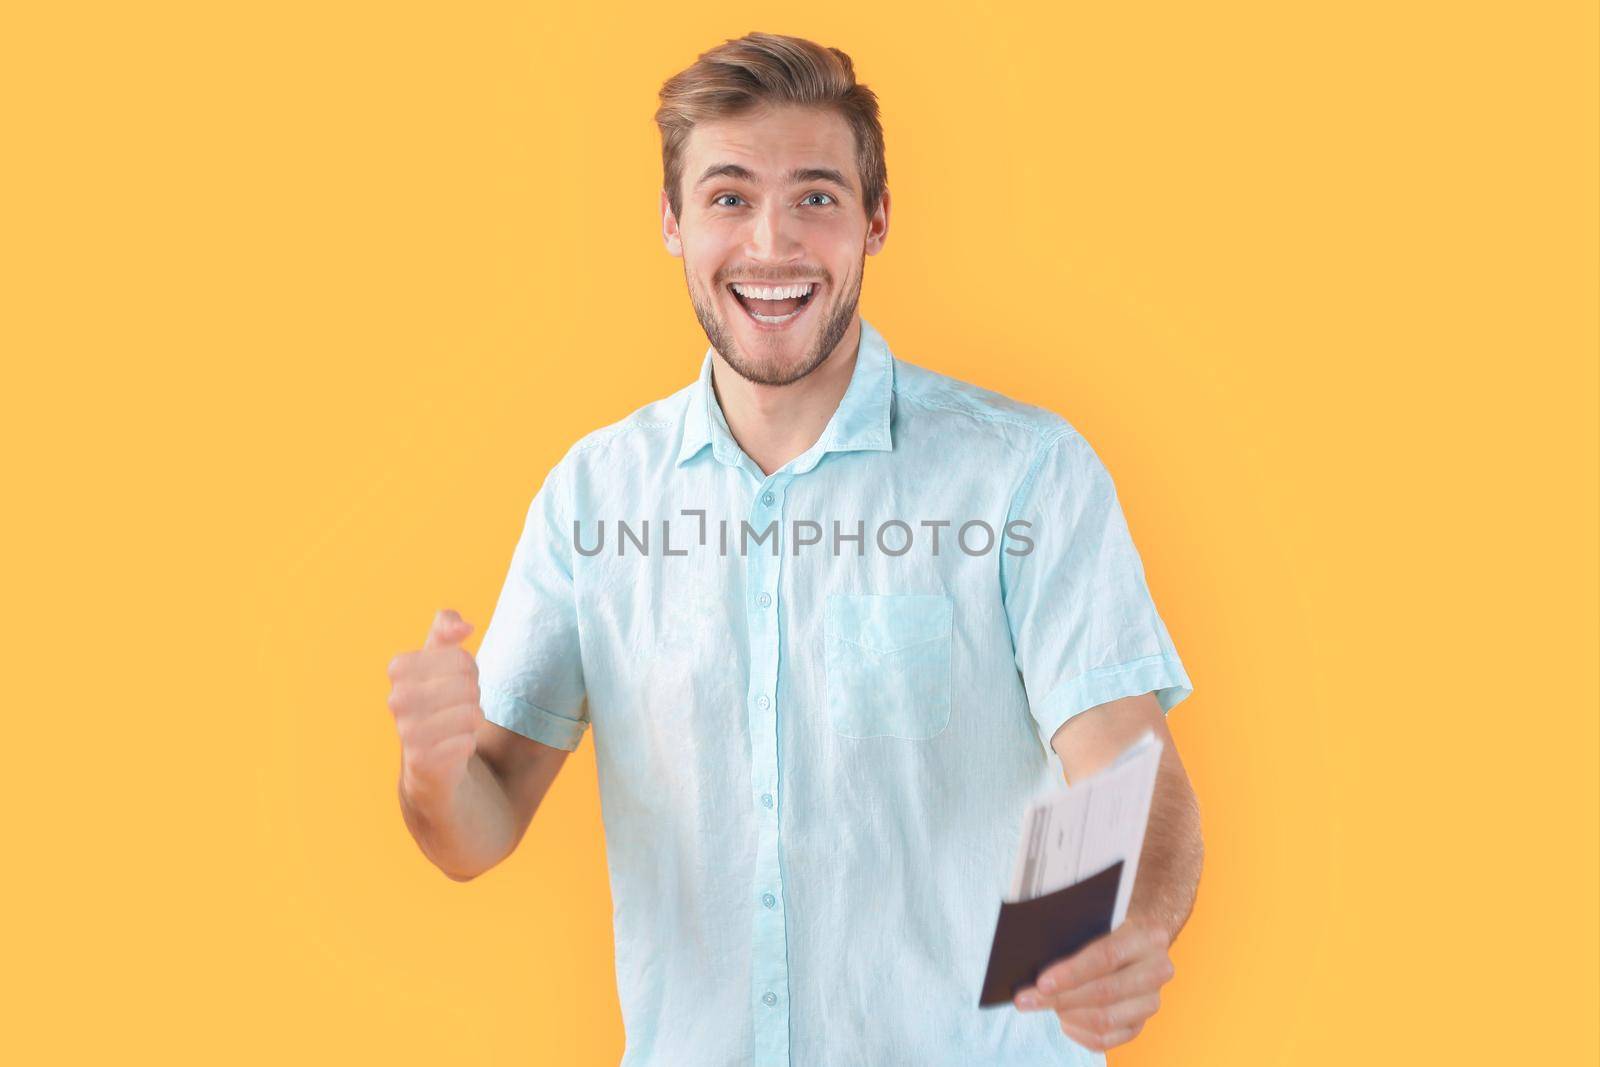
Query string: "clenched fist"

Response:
xmin=387 ymin=609 xmax=484 ymax=805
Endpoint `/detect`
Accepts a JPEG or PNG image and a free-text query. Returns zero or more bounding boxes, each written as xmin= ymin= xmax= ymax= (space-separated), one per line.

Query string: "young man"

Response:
xmin=387 ymin=31 xmax=1202 ymax=1066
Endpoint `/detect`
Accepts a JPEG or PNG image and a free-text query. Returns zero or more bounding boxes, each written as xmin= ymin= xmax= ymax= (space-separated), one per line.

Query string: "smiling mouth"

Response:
xmin=727 ymin=281 xmax=818 ymax=328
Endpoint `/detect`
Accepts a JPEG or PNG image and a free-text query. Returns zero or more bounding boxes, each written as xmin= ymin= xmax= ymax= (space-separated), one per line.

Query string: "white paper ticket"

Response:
xmin=1005 ymin=729 xmax=1163 ymax=927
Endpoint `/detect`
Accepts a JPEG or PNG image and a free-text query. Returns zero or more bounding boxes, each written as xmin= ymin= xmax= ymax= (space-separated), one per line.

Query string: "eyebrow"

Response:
xmin=693 ymin=163 xmax=852 ymax=197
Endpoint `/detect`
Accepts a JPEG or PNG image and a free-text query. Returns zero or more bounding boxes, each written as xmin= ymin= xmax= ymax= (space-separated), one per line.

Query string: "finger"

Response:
xmin=405 ymin=732 xmax=477 ymax=785
xmin=1059 ymin=992 xmax=1161 ymax=1035
xmin=428 ymin=732 xmax=477 ymax=766
xmin=1036 ymin=920 xmax=1168 ymax=995
xmin=388 ymin=672 xmax=479 ymax=722
xmin=391 ymin=644 xmax=478 ymax=686
xmin=424 ymin=608 xmax=473 ymax=650
xmin=1047 ymin=953 xmax=1174 ymax=1011
xmin=1015 ymin=961 xmax=1162 ymax=1014
xmin=411 ymin=672 xmax=480 ymax=710
xmin=1057 ymin=1015 xmax=1143 ymax=1053
xmin=406 ymin=704 xmax=484 ymax=753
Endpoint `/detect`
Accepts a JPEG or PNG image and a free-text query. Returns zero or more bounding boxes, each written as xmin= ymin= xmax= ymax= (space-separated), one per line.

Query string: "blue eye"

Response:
xmin=713 ymin=192 xmax=834 ymax=208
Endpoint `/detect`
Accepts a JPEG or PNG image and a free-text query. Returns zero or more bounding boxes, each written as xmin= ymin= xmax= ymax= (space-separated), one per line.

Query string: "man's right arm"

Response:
xmin=398 ymin=721 xmax=571 ymax=882
xmin=389 ymin=608 xmax=575 ymax=881
xmin=397 ymin=455 xmax=589 ymax=879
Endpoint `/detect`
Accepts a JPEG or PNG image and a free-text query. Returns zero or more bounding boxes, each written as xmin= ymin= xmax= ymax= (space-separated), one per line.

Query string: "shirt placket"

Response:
xmin=746 ymin=470 xmax=791 ymax=1067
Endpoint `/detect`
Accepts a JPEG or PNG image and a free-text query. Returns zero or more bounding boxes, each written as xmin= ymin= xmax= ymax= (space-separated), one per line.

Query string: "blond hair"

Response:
xmin=654 ymin=32 xmax=888 ymax=221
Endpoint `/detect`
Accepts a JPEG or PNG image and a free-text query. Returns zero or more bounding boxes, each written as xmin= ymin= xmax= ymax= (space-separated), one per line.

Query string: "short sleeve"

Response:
xmin=1001 ymin=429 xmax=1193 ymax=750
xmin=474 ymin=457 xmax=590 ymax=751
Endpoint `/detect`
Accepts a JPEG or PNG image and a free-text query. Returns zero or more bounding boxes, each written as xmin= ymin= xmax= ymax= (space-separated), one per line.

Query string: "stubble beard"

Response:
xmin=687 ymin=251 xmax=864 ymax=388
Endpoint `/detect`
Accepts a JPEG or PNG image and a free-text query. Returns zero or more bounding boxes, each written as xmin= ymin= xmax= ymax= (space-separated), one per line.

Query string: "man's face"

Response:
xmin=661 ymin=104 xmax=889 ymax=387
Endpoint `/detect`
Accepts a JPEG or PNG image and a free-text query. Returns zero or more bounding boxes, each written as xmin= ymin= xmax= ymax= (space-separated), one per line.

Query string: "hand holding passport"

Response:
xmin=978 ymin=729 xmax=1163 ymax=1008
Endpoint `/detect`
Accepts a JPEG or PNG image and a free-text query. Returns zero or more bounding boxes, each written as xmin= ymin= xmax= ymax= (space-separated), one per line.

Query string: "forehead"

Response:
xmin=683 ymin=104 xmax=857 ymax=186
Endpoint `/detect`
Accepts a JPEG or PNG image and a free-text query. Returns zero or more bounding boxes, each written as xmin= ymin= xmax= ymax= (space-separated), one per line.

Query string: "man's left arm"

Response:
xmin=1011 ymin=690 xmax=1204 ymax=1051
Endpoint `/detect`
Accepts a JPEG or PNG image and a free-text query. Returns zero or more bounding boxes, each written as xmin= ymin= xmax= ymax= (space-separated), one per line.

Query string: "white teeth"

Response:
xmin=748 ymin=306 xmax=804 ymax=324
xmin=731 ymin=282 xmax=815 ymax=301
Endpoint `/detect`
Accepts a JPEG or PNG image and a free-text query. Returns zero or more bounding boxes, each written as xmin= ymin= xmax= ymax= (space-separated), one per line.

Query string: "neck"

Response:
xmin=711 ymin=317 xmax=863 ymax=477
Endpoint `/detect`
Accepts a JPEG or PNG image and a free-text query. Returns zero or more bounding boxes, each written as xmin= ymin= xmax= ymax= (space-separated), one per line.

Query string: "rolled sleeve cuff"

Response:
xmin=481 ymin=687 xmax=588 ymax=752
xmin=1029 ymin=652 xmax=1193 ymax=749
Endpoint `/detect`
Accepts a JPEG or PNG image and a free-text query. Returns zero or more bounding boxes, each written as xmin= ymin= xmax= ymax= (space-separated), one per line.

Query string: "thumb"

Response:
xmin=423 ymin=608 xmax=473 ymax=650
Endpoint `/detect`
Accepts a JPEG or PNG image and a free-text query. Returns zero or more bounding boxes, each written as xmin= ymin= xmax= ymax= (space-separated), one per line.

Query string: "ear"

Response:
xmin=865 ymin=186 xmax=890 ymax=256
xmin=661 ymin=188 xmax=683 ymax=258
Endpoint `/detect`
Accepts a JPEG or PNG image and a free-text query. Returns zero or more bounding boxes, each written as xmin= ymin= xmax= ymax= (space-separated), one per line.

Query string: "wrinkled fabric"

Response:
xmin=475 ymin=317 xmax=1192 ymax=1066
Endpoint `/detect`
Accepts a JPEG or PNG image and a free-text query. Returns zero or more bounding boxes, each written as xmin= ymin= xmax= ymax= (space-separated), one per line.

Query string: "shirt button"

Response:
xmin=761 ymin=491 xmax=775 ymax=506
xmin=761 ymin=793 xmax=773 ymax=808
xmin=762 ymin=991 xmax=777 ymax=1006
xmin=756 ymin=592 xmax=772 ymax=608
xmin=756 ymin=694 xmax=770 ymax=710
xmin=762 ymin=892 xmax=776 ymax=908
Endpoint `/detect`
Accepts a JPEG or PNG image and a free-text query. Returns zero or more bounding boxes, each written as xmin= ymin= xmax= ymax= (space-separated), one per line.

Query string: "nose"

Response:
xmin=745 ymin=198 xmax=804 ymax=263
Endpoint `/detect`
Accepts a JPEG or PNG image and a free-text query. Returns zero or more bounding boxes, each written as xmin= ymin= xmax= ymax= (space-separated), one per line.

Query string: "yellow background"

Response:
xmin=3 ymin=1 xmax=1595 ymax=1063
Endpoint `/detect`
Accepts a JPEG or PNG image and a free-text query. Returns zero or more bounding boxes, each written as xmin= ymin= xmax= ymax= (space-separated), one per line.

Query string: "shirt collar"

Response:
xmin=675 ymin=316 xmax=896 ymax=469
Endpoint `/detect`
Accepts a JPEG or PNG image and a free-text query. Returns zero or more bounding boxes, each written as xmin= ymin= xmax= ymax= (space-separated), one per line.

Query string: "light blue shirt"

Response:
xmin=475 ymin=317 xmax=1193 ymax=1066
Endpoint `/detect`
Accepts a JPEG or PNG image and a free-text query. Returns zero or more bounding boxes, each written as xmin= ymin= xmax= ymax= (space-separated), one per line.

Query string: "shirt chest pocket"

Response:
xmin=824 ymin=593 xmax=953 ymax=740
